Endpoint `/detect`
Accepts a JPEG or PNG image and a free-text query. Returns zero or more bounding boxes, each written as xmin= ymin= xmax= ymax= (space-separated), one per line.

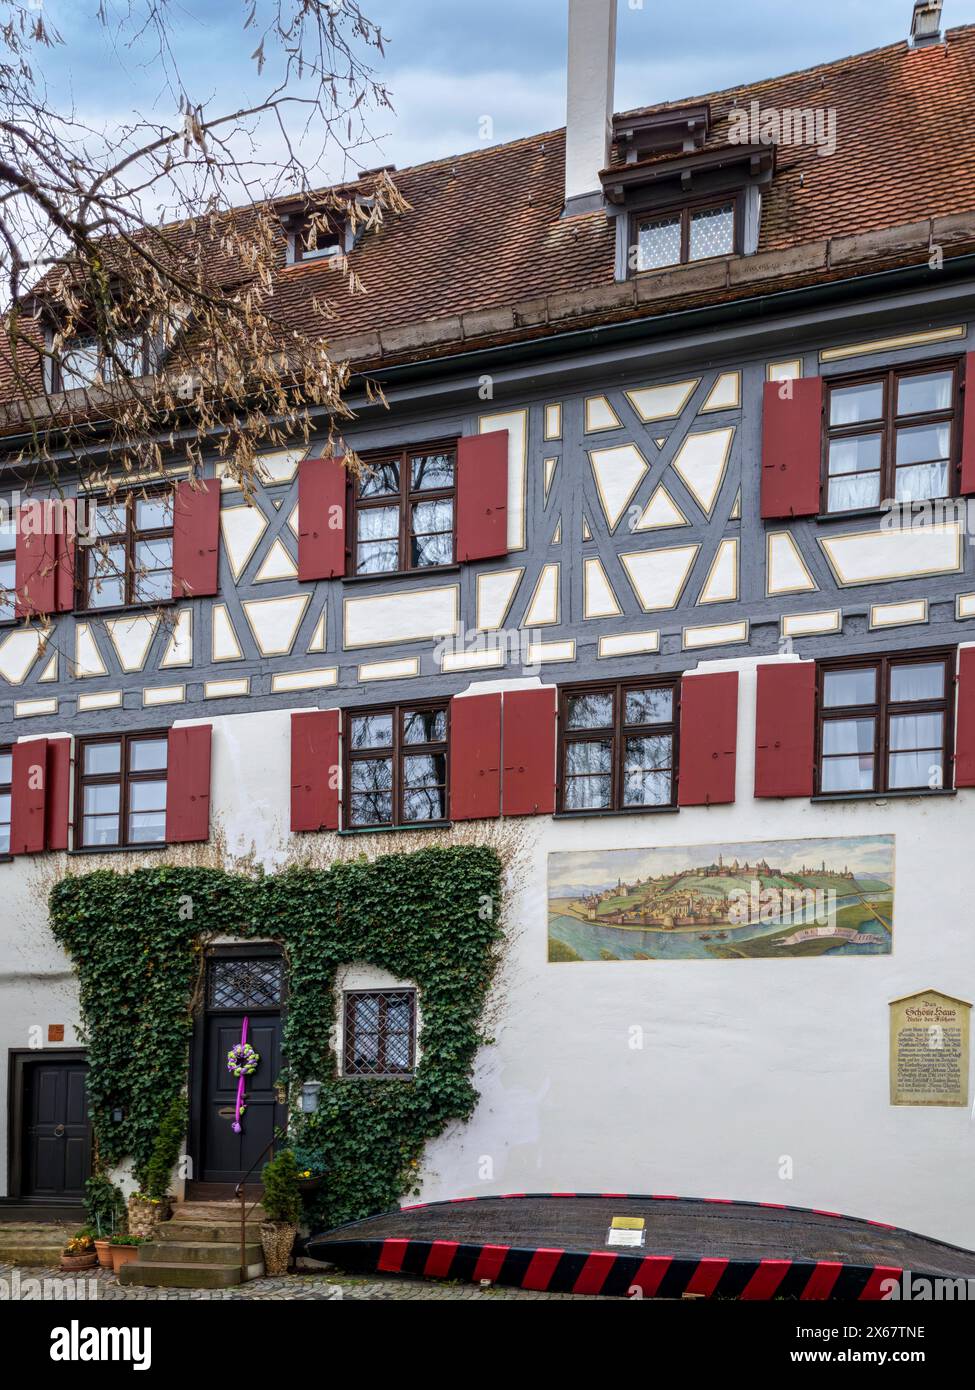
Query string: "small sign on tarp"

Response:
xmin=606 ymin=1215 xmax=646 ymax=1248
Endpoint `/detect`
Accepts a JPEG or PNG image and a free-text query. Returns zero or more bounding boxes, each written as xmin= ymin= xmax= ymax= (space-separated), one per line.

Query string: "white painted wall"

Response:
xmin=2 ymin=675 xmax=973 ymax=1250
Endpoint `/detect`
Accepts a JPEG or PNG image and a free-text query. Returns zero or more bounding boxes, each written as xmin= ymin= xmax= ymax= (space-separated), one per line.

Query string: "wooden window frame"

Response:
xmin=292 ymin=215 xmax=344 ymax=263
xmin=342 ymin=988 xmax=416 ymax=1078
xmin=814 ymin=649 xmax=955 ymax=797
xmin=0 ymin=529 xmax=15 ymax=625
xmin=74 ymin=730 xmax=169 ymax=850
xmin=77 ymin=487 xmax=174 ymax=614
xmin=557 ymin=676 xmax=680 ymax=815
xmin=0 ymin=743 xmax=11 ymax=857
xmin=343 ymin=700 xmax=450 ymax=831
xmin=821 ymin=359 xmax=961 ymax=517
xmin=56 ymin=333 xmax=150 ymax=391
xmin=631 ymin=192 xmax=740 ymax=273
xmin=348 ymin=441 xmax=458 ymax=578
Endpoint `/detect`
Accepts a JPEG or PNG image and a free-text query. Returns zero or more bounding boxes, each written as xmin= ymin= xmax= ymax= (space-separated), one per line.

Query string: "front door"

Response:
xmin=198 ymin=953 xmax=286 ymax=1185
xmin=21 ymin=1058 xmax=91 ymax=1200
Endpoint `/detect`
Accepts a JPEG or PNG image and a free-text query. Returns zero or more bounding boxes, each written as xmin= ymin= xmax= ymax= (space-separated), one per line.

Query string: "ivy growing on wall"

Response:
xmin=49 ymin=845 xmax=503 ymax=1228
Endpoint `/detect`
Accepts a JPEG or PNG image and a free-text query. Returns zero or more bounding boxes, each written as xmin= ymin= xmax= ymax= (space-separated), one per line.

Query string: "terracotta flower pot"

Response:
xmin=259 ymin=1222 xmax=297 ymax=1276
xmin=60 ymin=1252 xmax=97 ymax=1272
xmin=110 ymin=1244 xmax=141 ymax=1273
xmin=93 ymin=1238 xmax=113 ymax=1269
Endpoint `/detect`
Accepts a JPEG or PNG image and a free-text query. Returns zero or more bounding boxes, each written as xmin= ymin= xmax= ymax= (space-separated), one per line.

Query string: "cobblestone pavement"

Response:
xmin=0 ymin=1262 xmax=611 ymax=1300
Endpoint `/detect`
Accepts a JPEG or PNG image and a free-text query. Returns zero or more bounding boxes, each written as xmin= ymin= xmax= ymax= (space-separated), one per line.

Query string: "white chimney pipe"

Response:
xmin=564 ymin=0 xmax=618 ymax=213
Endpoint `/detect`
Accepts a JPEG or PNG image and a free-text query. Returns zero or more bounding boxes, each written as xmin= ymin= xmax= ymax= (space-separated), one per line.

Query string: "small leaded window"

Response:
xmin=824 ymin=364 xmax=957 ymax=514
xmin=351 ymin=446 xmax=456 ymax=575
xmin=58 ymin=334 xmax=147 ymax=389
xmin=344 ymin=703 xmax=449 ymax=829
xmin=75 ymin=733 xmax=168 ymax=848
xmin=207 ymin=956 xmax=283 ymax=1010
xmin=558 ymin=679 xmax=679 ymax=813
xmin=81 ymin=490 xmax=174 ymax=610
xmin=343 ymin=989 xmax=416 ymax=1077
xmin=634 ymin=199 xmax=735 ymax=273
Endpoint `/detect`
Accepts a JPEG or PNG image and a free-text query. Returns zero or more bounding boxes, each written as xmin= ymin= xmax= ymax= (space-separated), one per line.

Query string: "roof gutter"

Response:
xmin=3 ymin=253 xmax=975 ymax=462
xmin=358 ymin=252 xmax=975 ymax=391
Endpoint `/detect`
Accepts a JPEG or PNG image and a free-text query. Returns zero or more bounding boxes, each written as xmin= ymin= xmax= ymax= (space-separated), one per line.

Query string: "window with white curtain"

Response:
xmin=816 ymin=652 xmax=953 ymax=795
xmin=825 ymin=365 xmax=957 ymax=514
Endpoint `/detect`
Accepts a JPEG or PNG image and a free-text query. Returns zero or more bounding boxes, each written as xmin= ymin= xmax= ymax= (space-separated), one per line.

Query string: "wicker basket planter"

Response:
xmin=260 ymin=1222 xmax=297 ymax=1276
xmin=127 ymin=1193 xmax=171 ymax=1239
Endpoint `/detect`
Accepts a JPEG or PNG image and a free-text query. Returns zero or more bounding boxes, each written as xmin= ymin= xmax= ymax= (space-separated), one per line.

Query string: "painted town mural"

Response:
xmin=547 ymin=836 xmax=895 ymax=961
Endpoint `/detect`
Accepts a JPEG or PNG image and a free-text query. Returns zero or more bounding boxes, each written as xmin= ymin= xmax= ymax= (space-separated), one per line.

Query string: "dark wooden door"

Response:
xmin=200 ymin=1013 xmax=284 ymax=1182
xmin=198 ymin=953 xmax=286 ymax=1184
xmin=22 ymin=1060 xmax=91 ymax=1200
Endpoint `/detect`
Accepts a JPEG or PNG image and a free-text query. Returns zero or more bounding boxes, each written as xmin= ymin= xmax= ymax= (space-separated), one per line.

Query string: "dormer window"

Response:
xmin=278 ymin=200 xmax=350 ymax=267
xmin=293 ymin=216 xmax=344 ymax=263
xmin=58 ymin=333 xmax=149 ymax=389
xmin=635 ymin=197 xmax=736 ymax=272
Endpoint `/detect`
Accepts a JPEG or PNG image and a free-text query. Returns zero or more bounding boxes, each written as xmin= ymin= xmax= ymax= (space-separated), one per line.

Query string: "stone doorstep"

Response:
xmin=117 ymin=1202 xmax=270 ymax=1287
xmin=139 ymin=1239 xmax=263 ymax=1266
xmin=0 ymin=1223 xmax=73 ymax=1267
xmin=168 ymin=1202 xmax=267 ymax=1223
xmin=118 ymin=1260 xmax=263 ymax=1289
xmin=157 ymin=1221 xmax=266 ymax=1244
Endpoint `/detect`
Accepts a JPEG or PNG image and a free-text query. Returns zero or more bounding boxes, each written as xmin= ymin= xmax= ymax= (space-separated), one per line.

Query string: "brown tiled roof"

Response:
xmin=267 ymin=26 xmax=975 ymax=341
xmin=5 ymin=25 xmax=975 ymax=416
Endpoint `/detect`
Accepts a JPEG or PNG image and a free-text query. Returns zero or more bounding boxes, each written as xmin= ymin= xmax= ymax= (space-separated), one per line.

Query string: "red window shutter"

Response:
xmin=45 ymin=737 xmax=72 ymax=851
xmin=502 ymin=687 xmax=556 ymax=816
xmin=456 ymin=430 xmax=509 ymax=562
xmin=298 ymin=455 xmax=347 ymax=580
xmin=291 ymin=710 xmax=340 ymax=832
xmin=54 ymin=500 xmax=76 ymax=614
xmin=172 ymin=480 xmax=221 ymax=598
xmin=678 ymin=672 xmax=738 ymax=806
xmin=15 ymin=504 xmax=57 ymax=617
xmin=961 ymin=353 xmax=975 ymax=495
xmin=165 ymin=724 xmax=212 ymax=843
xmin=449 ymin=694 xmax=502 ymax=821
xmin=760 ymin=377 xmax=823 ymax=519
xmin=754 ymin=662 xmax=816 ymax=799
xmin=955 ymin=648 xmax=975 ymax=786
xmin=10 ymin=739 xmax=49 ymax=854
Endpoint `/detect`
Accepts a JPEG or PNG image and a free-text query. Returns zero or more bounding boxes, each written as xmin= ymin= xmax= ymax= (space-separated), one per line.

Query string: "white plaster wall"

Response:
xmin=421 ymin=655 xmax=975 ymax=1248
xmin=2 ymin=683 xmax=973 ymax=1249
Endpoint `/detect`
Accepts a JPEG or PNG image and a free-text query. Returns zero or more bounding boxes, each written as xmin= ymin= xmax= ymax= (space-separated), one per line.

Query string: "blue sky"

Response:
xmin=34 ymin=1 xmax=975 ymax=182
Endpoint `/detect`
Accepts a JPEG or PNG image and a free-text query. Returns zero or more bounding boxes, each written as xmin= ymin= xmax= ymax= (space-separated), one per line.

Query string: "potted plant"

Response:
xmin=60 ymin=1232 xmax=97 ymax=1272
xmin=295 ymin=1166 xmax=323 ymax=1195
xmin=84 ymin=1174 xmax=126 ymax=1267
xmin=109 ymin=1235 xmax=150 ymax=1274
xmin=129 ymin=1094 xmax=186 ymax=1235
xmin=259 ymin=1149 xmax=301 ymax=1275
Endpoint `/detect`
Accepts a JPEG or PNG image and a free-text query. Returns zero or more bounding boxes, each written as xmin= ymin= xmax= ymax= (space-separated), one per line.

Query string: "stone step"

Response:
xmin=0 ymin=1223 xmax=73 ymax=1267
xmin=139 ymin=1240 xmax=262 ymax=1266
xmin=157 ymin=1221 xmax=265 ymax=1244
xmin=118 ymin=1259 xmax=262 ymax=1289
xmin=169 ymin=1204 xmax=267 ymax=1224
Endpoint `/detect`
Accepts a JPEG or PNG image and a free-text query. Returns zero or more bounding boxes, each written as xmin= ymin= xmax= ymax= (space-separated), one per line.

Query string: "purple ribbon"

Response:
xmin=232 ymin=1015 xmax=249 ymax=1133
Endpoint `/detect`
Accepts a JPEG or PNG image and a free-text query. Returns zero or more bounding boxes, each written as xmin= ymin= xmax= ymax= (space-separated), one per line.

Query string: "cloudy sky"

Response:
xmin=33 ymin=0 xmax=975 ymax=185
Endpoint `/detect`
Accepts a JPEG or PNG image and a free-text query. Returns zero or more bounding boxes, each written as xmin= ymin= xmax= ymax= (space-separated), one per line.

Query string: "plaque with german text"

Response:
xmin=889 ymin=990 xmax=971 ymax=1107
